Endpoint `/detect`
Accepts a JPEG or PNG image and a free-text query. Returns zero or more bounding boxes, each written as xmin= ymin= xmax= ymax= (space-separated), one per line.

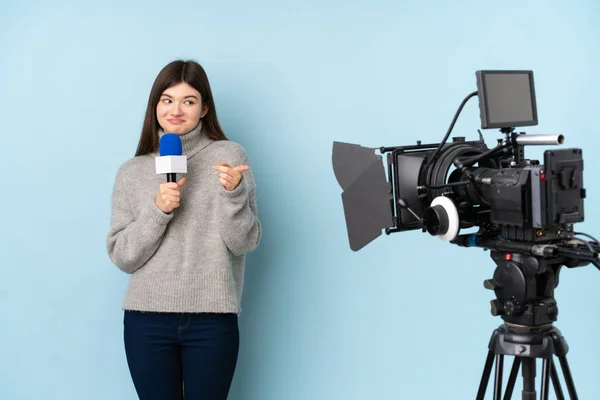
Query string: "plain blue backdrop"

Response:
xmin=1 ymin=1 xmax=599 ymax=399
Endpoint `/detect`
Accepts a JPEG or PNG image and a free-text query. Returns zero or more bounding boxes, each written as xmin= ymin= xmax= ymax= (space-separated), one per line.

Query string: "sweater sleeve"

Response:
xmin=106 ymin=164 xmax=173 ymax=274
xmin=215 ymin=145 xmax=261 ymax=256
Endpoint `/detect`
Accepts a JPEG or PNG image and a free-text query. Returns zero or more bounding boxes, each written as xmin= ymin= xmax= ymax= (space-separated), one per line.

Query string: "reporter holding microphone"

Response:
xmin=106 ymin=59 xmax=261 ymax=400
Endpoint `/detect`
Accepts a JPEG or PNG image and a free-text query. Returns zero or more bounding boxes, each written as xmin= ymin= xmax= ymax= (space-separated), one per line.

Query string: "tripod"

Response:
xmin=476 ymin=323 xmax=578 ymax=400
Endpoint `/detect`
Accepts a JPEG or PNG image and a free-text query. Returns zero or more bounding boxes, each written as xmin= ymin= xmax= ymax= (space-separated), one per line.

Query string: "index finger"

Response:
xmin=212 ymin=165 xmax=234 ymax=176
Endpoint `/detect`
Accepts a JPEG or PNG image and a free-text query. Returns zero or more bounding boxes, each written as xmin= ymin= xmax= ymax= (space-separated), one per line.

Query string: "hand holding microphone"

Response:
xmin=155 ymin=178 xmax=186 ymax=214
xmin=155 ymin=134 xmax=187 ymax=214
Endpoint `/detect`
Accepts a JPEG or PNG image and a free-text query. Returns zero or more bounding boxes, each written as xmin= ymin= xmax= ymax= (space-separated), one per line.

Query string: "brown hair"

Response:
xmin=135 ymin=60 xmax=228 ymax=156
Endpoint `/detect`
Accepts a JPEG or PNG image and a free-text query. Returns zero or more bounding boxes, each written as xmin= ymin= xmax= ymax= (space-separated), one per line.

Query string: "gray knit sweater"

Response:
xmin=106 ymin=121 xmax=261 ymax=314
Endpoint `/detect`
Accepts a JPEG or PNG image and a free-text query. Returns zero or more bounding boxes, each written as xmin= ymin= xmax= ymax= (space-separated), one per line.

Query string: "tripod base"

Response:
xmin=476 ymin=324 xmax=579 ymax=400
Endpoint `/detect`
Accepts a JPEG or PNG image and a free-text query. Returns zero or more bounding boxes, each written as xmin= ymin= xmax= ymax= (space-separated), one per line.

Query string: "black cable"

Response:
xmin=424 ymin=91 xmax=478 ymax=186
xmin=575 ymin=239 xmax=595 ymax=256
xmin=427 ymin=181 xmax=470 ymax=190
xmin=428 ymin=143 xmax=484 ymax=194
xmin=573 ymin=231 xmax=600 ymax=245
xmin=570 ymin=232 xmax=599 ymax=256
xmin=454 ymin=142 xmax=509 ymax=171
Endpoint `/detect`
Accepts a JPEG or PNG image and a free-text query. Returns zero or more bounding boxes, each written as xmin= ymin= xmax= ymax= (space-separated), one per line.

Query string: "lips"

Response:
xmin=167 ymin=119 xmax=184 ymax=124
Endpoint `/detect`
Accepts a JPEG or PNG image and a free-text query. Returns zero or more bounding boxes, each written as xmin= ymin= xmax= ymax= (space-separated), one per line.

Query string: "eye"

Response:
xmin=184 ymin=100 xmax=195 ymax=105
xmin=161 ymin=98 xmax=172 ymax=104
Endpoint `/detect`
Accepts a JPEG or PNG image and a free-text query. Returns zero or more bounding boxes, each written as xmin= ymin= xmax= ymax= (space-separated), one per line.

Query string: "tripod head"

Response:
xmin=452 ymin=233 xmax=600 ymax=327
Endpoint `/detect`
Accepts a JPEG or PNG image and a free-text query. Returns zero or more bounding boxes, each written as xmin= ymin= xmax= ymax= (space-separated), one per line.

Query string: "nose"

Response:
xmin=170 ymin=102 xmax=183 ymax=116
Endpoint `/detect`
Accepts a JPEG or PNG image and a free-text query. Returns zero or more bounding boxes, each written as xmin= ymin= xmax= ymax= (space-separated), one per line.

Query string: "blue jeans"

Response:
xmin=123 ymin=310 xmax=239 ymax=400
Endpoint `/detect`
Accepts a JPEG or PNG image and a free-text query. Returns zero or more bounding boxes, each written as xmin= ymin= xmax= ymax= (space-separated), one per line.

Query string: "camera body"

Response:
xmin=389 ymin=133 xmax=586 ymax=244
xmin=376 ymin=70 xmax=586 ymax=245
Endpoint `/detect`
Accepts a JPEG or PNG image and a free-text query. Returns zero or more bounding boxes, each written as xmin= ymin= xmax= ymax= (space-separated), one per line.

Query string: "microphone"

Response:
xmin=155 ymin=134 xmax=187 ymax=182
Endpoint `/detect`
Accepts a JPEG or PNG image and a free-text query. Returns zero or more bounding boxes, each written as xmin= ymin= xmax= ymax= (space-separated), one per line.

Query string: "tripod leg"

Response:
xmin=521 ymin=358 xmax=537 ymax=400
xmin=476 ymin=351 xmax=496 ymax=400
xmin=558 ymin=356 xmax=579 ymax=400
xmin=503 ymin=357 xmax=521 ymax=400
xmin=494 ymin=354 xmax=504 ymax=400
xmin=550 ymin=360 xmax=565 ymax=400
xmin=540 ymin=358 xmax=551 ymax=400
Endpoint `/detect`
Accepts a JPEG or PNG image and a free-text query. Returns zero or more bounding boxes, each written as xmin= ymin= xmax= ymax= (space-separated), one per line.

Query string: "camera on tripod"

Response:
xmin=332 ymin=70 xmax=599 ymax=399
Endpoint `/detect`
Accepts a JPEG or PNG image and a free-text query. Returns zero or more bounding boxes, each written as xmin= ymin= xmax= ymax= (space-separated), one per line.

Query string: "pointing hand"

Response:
xmin=212 ymin=162 xmax=249 ymax=191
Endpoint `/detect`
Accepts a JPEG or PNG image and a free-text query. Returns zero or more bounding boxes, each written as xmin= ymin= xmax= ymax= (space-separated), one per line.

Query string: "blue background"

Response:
xmin=1 ymin=1 xmax=599 ymax=399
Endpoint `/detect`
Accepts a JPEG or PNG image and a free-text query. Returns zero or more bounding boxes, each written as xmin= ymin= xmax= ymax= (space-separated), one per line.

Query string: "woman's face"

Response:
xmin=156 ymin=82 xmax=208 ymax=135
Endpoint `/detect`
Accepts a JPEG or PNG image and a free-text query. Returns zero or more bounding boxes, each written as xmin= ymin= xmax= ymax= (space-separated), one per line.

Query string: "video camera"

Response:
xmin=332 ymin=69 xmax=600 ymax=399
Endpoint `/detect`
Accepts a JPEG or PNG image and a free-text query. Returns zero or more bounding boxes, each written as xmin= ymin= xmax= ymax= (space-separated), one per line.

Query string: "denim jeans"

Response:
xmin=123 ymin=310 xmax=239 ymax=400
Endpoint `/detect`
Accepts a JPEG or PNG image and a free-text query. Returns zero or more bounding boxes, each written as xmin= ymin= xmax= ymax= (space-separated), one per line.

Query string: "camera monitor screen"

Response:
xmin=476 ymin=70 xmax=538 ymax=129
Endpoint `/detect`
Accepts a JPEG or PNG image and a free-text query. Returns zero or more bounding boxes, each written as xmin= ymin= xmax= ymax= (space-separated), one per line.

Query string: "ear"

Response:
xmin=200 ymin=104 xmax=209 ymax=119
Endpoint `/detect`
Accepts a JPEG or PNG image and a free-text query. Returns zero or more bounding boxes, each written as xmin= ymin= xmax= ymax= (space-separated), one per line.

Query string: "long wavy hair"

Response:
xmin=135 ymin=60 xmax=228 ymax=156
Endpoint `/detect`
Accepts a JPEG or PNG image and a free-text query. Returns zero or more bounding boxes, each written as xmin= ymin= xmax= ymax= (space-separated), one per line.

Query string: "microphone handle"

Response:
xmin=167 ymin=173 xmax=176 ymax=183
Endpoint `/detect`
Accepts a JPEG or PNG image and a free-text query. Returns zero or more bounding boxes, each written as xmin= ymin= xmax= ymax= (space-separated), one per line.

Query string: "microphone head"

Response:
xmin=159 ymin=134 xmax=183 ymax=156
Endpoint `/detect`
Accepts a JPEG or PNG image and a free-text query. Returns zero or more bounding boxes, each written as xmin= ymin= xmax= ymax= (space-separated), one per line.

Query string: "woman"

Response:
xmin=106 ymin=59 xmax=261 ymax=399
